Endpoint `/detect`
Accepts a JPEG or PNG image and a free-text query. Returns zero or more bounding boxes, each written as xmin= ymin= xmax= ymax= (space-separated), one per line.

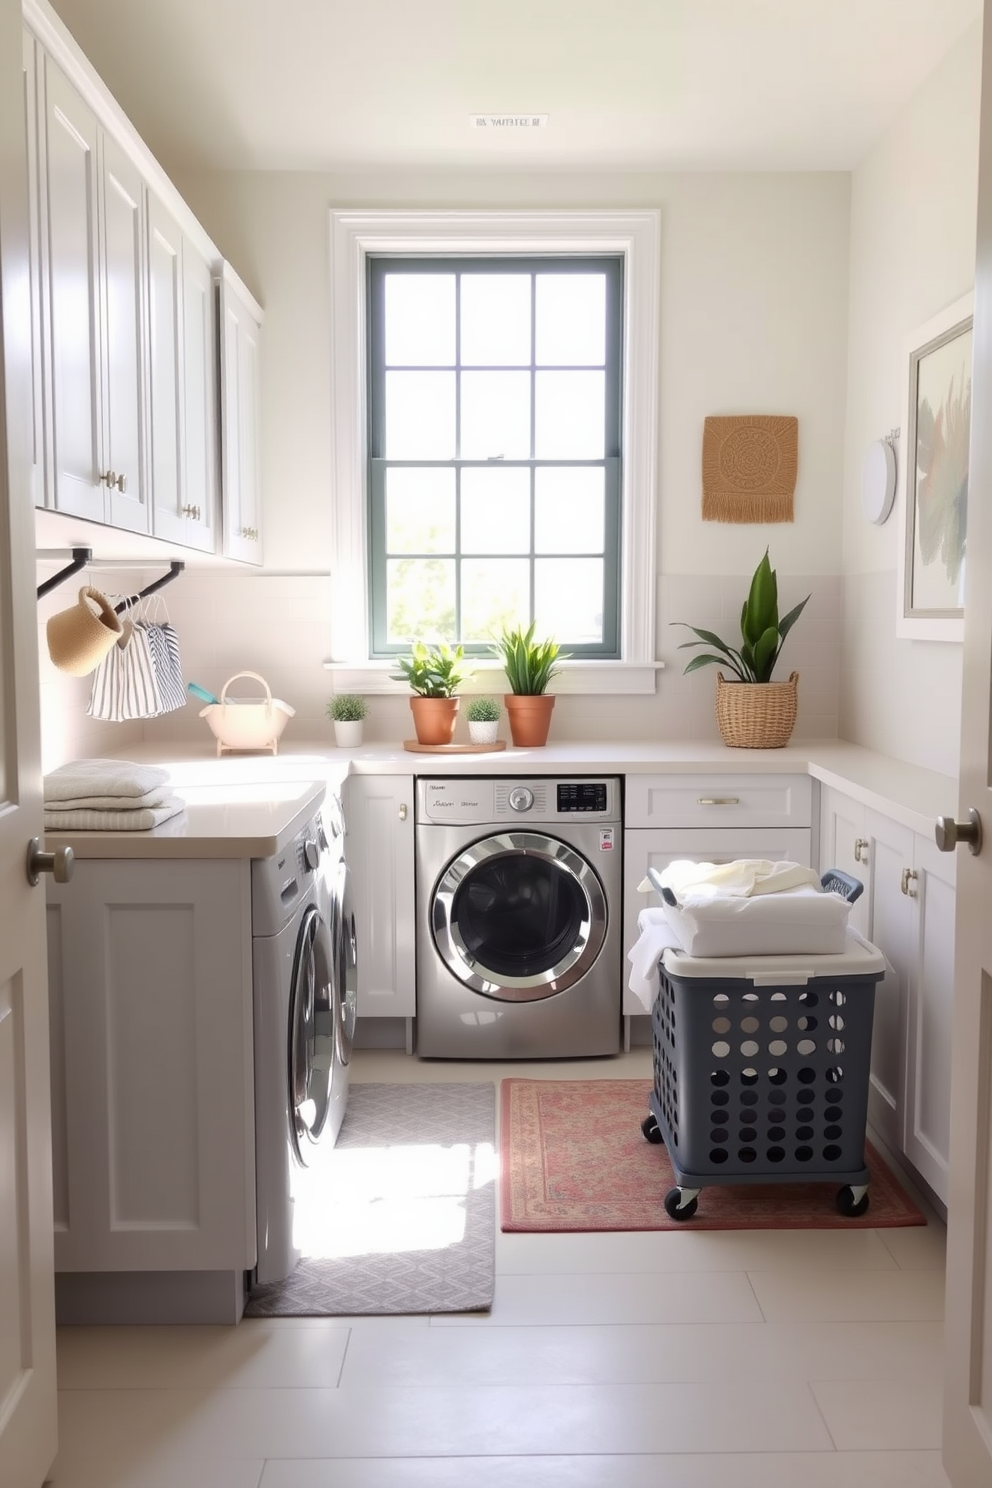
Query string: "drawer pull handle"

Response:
xmin=697 ymin=797 xmax=740 ymax=806
xmin=854 ymin=838 xmax=869 ymax=863
xmin=900 ymin=867 xmax=918 ymax=897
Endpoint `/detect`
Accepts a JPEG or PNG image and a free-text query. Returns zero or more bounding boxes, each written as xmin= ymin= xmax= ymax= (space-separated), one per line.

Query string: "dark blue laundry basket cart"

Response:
xmin=641 ymin=870 xmax=886 ymax=1221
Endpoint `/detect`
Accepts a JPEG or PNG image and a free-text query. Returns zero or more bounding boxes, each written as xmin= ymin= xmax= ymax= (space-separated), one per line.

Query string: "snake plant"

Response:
xmin=675 ymin=550 xmax=809 ymax=683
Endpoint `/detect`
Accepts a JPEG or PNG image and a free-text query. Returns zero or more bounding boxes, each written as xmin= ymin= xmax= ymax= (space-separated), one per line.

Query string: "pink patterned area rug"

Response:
xmin=500 ymin=1078 xmax=926 ymax=1233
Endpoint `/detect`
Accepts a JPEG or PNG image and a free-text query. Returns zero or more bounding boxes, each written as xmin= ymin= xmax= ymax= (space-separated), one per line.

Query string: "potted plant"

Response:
xmin=391 ymin=640 xmax=473 ymax=745
xmin=674 ymin=549 xmax=810 ymax=748
xmin=492 ymin=622 xmax=569 ymax=747
xmin=327 ymin=693 xmax=367 ymax=747
xmin=466 ymin=695 xmax=501 ymax=746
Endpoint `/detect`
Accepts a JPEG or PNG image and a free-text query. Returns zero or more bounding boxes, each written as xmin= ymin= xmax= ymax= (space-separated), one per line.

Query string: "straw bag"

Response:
xmin=46 ymin=586 xmax=123 ymax=676
xmin=715 ymin=670 xmax=799 ymax=749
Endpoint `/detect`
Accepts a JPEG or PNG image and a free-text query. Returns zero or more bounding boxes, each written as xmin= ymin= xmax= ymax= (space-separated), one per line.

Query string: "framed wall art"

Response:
xmin=896 ymin=292 xmax=973 ymax=641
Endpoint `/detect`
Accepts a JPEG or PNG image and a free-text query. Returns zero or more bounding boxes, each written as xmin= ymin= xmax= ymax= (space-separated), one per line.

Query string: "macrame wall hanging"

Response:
xmin=702 ymin=414 xmax=798 ymax=523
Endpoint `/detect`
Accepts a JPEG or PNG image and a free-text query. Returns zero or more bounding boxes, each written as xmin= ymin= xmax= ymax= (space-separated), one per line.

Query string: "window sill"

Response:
xmin=323 ymin=659 xmax=665 ymax=696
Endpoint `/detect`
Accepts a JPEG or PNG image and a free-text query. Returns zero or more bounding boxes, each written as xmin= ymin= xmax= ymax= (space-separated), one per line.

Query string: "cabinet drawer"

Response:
xmin=625 ymin=774 xmax=812 ymax=829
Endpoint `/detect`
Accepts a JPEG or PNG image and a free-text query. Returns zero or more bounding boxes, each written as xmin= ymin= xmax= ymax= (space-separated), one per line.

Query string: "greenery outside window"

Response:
xmin=367 ymin=256 xmax=623 ymax=659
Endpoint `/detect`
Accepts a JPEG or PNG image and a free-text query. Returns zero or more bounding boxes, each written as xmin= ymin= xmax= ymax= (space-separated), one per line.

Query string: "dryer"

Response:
xmin=416 ymin=776 xmax=622 ymax=1059
xmin=251 ymin=796 xmax=357 ymax=1285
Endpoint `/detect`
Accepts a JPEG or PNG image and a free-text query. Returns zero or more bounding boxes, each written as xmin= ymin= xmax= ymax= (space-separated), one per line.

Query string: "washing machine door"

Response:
xmin=288 ymin=904 xmax=336 ymax=1163
xmin=431 ymin=831 xmax=608 ymax=1002
xmin=330 ymin=859 xmax=358 ymax=1065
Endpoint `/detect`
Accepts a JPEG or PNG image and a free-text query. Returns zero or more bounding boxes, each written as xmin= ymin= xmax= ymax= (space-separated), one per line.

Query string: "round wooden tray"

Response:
xmin=402 ymin=740 xmax=507 ymax=754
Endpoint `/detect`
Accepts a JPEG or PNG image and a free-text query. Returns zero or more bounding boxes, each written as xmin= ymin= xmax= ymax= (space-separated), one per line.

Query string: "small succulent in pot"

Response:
xmin=466 ymin=695 xmax=501 ymax=746
xmin=327 ymin=692 xmax=367 ymax=747
xmin=466 ymin=696 xmax=501 ymax=724
xmin=327 ymin=693 xmax=367 ymax=723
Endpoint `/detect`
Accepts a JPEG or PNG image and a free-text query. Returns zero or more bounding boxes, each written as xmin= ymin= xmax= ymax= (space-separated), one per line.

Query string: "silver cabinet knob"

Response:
xmin=398 ymin=802 xmax=408 ymax=822
xmin=854 ymin=838 xmax=869 ymax=863
xmin=101 ymin=469 xmax=117 ymax=487
xmin=935 ymin=809 xmax=983 ymax=855
xmin=115 ymin=472 xmax=128 ymax=493
xmin=26 ymin=837 xmax=74 ymax=887
xmin=900 ymin=867 xmax=918 ymax=896
xmin=508 ymin=786 xmax=534 ymax=812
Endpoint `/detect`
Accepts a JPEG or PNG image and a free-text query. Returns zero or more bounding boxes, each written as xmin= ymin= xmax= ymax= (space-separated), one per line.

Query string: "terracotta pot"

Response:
xmin=504 ymin=693 xmax=555 ymax=747
xmin=410 ymin=695 xmax=459 ymax=745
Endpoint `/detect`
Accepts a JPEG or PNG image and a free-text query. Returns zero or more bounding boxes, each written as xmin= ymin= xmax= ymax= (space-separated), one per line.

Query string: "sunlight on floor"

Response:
xmin=290 ymin=1139 xmax=496 ymax=1259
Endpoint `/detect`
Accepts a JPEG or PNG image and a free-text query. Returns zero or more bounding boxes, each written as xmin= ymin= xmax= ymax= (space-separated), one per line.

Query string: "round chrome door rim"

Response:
xmin=330 ymin=860 xmax=357 ymax=1066
xmin=430 ymin=830 xmax=607 ymax=1001
xmin=288 ymin=905 xmax=334 ymax=1164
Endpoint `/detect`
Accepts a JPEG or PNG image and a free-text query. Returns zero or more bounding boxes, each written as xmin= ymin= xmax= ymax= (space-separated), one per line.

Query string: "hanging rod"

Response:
xmin=36 ymin=546 xmax=92 ymax=599
xmin=113 ymin=560 xmax=185 ymax=614
xmin=36 ymin=550 xmax=185 ymax=609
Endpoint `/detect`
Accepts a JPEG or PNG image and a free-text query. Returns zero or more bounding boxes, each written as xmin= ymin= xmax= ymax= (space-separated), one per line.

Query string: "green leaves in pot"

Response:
xmin=390 ymin=640 xmax=472 ymax=697
xmin=327 ymin=693 xmax=367 ymax=723
xmin=491 ymin=622 xmax=569 ymax=695
xmin=674 ymin=549 xmax=810 ymax=684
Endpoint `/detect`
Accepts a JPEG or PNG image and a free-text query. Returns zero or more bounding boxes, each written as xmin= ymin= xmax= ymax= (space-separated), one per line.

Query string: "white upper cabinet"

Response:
xmin=26 ymin=4 xmax=259 ymax=559
xmin=219 ymin=267 xmax=263 ymax=563
xmin=42 ymin=59 xmax=148 ymax=532
xmin=147 ymin=194 xmax=217 ymax=552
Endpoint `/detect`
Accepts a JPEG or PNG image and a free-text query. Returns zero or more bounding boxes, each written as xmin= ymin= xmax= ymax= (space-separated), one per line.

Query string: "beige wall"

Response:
xmin=840 ymin=22 xmax=981 ymax=775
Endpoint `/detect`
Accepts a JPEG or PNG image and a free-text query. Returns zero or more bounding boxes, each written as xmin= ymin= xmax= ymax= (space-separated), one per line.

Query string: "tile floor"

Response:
xmin=47 ymin=1049 xmax=950 ymax=1488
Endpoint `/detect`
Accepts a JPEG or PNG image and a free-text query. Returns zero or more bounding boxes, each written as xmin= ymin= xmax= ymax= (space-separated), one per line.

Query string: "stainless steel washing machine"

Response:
xmin=415 ymin=776 xmax=622 ymax=1059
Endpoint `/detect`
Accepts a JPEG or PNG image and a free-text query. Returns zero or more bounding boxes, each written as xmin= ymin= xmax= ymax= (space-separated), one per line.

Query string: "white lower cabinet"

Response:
xmin=623 ymin=774 xmax=813 ymax=1016
xmin=818 ymin=784 xmax=955 ymax=1203
xmin=46 ymin=858 xmax=255 ymax=1274
xmin=343 ymin=774 xmax=415 ymax=1018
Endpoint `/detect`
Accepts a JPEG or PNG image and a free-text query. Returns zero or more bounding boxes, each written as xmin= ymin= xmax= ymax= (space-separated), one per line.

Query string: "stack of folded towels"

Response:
xmin=43 ymin=759 xmax=185 ymax=832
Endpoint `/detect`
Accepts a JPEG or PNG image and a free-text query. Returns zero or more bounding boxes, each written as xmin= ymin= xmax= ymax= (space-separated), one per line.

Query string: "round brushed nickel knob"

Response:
xmin=26 ymin=838 xmax=74 ymax=886
xmin=935 ymin=809 xmax=983 ymax=855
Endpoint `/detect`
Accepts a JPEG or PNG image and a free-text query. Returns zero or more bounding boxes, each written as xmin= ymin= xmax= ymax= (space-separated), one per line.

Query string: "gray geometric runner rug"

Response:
xmin=245 ymin=1082 xmax=495 ymax=1317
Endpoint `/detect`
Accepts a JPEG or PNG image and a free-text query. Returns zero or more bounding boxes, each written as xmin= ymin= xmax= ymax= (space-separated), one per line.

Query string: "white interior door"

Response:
xmin=943 ymin=3 xmax=992 ymax=1480
xmin=0 ymin=0 xmax=58 ymax=1481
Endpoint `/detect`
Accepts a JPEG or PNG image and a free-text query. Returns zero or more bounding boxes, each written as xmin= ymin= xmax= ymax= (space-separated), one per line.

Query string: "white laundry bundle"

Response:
xmin=43 ymin=758 xmax=185 ymax=831
xmin=87 ymin=596 xmax=186 ymax=721
xmin=642 ymin=859 xmax=853 ymax=958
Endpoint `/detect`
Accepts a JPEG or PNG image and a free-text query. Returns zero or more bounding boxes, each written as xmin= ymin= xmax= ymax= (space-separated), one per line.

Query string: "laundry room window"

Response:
xmin=366 ymin=255 xmax=623 ymax=659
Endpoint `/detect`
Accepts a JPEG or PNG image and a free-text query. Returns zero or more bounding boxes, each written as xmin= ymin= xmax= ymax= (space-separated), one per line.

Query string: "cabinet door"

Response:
xmin=903 ymin=832 xmax=955 ymax=1202
xmin=818 ymin=784 xmax=870 ymax=938
xmin=46 ymin=859 xmax=255 ymax=1273
xmin=622 ymin=825 xmax=812 ymax=1015
xmin=863 ymin=807 xmax=915 ymax=1159
xmin=100 ymin=133 xmax=147 ymax=531
xmin=146 ymin=192 xmax=184 ymax=543
xmin=181 ymin=234 xmax=218 ymax=552
xmin=43 ymin=59 xmax=103 ymax=520
xmin=219 ymin=272 xmax=262 ymax=562
xmin=343 ymin=775 xmax=415 ymax=1016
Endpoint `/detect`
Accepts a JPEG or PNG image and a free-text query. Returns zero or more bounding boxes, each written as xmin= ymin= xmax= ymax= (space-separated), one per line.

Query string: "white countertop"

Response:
xmin=44 ymin=738 xmax=959 ymax=856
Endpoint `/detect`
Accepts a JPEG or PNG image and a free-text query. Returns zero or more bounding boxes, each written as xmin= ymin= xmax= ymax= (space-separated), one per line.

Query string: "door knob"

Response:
xmin=935 ymin=808 xmax=983 ymax=855
xmin=26 ymin=837 xmax=74 ymax=886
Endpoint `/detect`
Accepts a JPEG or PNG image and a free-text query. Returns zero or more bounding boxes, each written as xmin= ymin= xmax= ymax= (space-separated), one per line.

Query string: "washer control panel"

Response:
xmin=418 ymin=777 xmax=620 ymax=825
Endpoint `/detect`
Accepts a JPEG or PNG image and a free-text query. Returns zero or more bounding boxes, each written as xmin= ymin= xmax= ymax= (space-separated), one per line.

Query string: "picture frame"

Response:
xmin=895 ymin=292 xmax=973 ymax=641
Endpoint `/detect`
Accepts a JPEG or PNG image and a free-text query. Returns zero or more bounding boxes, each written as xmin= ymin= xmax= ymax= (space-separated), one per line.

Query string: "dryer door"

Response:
xmin=330 ymin=858 xmax=358 ymax=1066
xmin=431 ymin=831 xmax=608 ymax=1002
xmin=288 ymin=904 xmax=336 ymax=1163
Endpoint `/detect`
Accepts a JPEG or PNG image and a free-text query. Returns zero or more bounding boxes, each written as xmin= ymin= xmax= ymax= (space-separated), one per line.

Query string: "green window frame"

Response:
xmin=366 ymin=254 xmax=623 ymax=659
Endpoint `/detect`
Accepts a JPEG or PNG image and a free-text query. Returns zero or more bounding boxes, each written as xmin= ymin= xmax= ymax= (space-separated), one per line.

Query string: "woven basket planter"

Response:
xmin=716 ymin=670 xmax=799 ymax=749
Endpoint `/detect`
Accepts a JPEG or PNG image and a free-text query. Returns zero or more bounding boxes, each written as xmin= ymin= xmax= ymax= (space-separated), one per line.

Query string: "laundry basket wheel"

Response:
xmin=641 ymin=1113 xmax=663 ymax=1144
xmin=664 ymin=1187 xmax=699 ymax=1221
xmin=835 ymin=1184 xmax=870 ymax=1218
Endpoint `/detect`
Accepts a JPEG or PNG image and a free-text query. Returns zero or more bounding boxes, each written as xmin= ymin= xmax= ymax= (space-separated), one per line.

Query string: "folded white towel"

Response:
xmin=43 ymin=795 xmax=186 ymax=832
xmin=655 ymin=859 xmax=823 ymax=902
xmin=43 ymin=787 xmax=173 ymax=812
xmin=44 ymin=758 xmax=170 ymax=802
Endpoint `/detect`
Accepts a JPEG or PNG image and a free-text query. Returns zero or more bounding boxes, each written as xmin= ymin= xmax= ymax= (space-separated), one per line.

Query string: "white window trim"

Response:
xmin=326 ymin=208 xmax=662 ymax=695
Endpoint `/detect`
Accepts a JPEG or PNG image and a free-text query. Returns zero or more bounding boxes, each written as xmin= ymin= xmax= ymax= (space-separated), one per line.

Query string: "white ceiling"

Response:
xmin=47 ymin=0 xmax=982 ymax=175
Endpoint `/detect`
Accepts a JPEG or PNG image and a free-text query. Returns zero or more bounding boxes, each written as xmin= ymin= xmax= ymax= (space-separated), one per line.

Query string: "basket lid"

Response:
xmin=661 ymin=927 xmax=884 ymax=983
